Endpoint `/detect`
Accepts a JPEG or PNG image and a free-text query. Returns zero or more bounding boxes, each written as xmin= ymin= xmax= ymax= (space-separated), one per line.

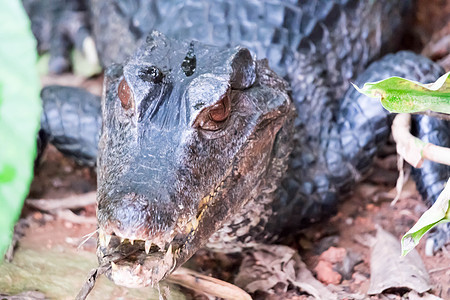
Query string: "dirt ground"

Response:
xmin=3 ymin=1 xmax=450 ymax=299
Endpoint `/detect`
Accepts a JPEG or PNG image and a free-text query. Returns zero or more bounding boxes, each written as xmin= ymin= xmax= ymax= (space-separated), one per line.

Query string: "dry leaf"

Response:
xmin=235 ymin=244 xmax=337 ymax=300
xmin=368 ymin=227 xmax=431 ymax=294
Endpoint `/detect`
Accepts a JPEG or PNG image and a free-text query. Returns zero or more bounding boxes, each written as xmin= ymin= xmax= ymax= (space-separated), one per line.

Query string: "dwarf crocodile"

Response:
xmin=29 ymin=0 xmax=450 ymax=288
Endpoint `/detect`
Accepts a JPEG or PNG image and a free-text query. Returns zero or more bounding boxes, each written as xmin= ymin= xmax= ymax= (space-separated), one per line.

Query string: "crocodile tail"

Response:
xmin=40 ymin=85 xmax=101 ymax=166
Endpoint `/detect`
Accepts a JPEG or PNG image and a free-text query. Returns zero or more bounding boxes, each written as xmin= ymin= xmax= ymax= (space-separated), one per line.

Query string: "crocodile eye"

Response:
xmin=118 ymin=78 xmax=133 ymax=110
xmin=209 ymin=95 xmax=230 ymax=122
xmin=194 ymin=91 xmax=231 ymax=131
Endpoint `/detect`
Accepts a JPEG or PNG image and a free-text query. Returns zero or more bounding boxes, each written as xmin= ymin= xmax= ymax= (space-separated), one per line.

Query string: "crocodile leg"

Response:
xmin=271 ymin=51 xmax=447 ymax=235
xmin=39 ymin=86 xmax=101 ymax=167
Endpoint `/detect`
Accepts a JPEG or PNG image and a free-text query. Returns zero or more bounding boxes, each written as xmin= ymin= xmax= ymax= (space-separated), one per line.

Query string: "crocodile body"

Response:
xmin=33 ymin=0 xmax=450 ymax=287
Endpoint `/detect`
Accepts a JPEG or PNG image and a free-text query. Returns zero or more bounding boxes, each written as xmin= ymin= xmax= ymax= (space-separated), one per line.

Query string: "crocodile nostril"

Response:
xmin=118 ymin=78 xmax=133 ymax=109
xmin=138 ymin=66 xmax=164 ymax=84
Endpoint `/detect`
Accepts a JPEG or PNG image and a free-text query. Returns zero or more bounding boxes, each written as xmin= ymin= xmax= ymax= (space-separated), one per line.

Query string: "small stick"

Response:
xmin=56 ymin=209 xmax=97 ymax=224
xmin=76 ymin=264 xmax=251 ymax=300
xmin=429 ymin=265 xmax=450 ymax=274
xmin=167 ymin=267 xmax=252 ymax=300
xmin=26 ymin=192 xmax=96 ymax=211
xmin=75 ymin=264 xmax=110 ymax=300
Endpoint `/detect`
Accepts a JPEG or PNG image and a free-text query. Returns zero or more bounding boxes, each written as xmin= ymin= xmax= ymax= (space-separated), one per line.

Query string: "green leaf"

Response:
xmin=401 ymin=178 xmax=450 ymax=256
xmin=0 ymin=1 xmax=41 ymax=258
xmin=352 ymin=71 xmax=450 ymax=114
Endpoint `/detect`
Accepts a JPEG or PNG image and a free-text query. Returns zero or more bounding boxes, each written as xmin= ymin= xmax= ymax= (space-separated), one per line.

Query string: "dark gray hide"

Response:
xmin=97 ymin=32 xmax=294 ymax=286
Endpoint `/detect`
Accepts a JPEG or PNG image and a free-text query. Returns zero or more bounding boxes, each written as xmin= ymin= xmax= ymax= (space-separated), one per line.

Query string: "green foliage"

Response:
xmin=0 ymin=1 xmax=41 ymax=258
xmin=401 ymin=179 xmax=450 ymax=256
xmin=352 ymin=71 xmax=450 ymax=114
xmin=354 ymin=72 xmax=450 ymax=256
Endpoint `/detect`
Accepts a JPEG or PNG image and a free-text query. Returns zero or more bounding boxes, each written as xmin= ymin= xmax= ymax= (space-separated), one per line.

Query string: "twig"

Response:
xmin=4 ymin=219 xmax=29 ymax=262
xmin=167 ymin=267 xmax=252 ymax=300
xmin=391 ymin=113 xmax=450 ymax=168
xmin=391 ymin=155 xmax=411 ymax=206
xmin=76 ymin=264 xmax=110 ymax=300
xmin=429 ymin=265 xmax=450 ymax=274
xmin=56 ymin=209 xmax=97 ymax=224
xmin=76 ymin=264 xmax=251 ymax=300
xmin=26 ymin=192 xmax=96 ymax=211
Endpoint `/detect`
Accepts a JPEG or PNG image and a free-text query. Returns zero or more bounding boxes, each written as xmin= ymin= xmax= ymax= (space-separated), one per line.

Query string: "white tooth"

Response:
xmin=105 ymin=234 xmax=112 ymax=247
xmin=164 ymin=244 xmax=173 ymax=261
xmin=98 ymin=230 xmax=105 ymax=247
xmin=129 ymin=239 xmax=134 ymax=245
xmin=145 ymin=240 xmax=151 ymax=254
xmin=120 ymin=238 xmax=125 ymax=243
xmin=111 ymin=261 xmax=118 ymax=271
xmin=134 ymin=264 xmax=142 ymax=273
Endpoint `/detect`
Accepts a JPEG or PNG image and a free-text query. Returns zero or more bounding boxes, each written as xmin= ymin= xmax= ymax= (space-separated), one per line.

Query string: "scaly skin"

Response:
xmin=35 ymin=0 xmax=450 ymax=287
xmin=39 ymin=86 xmax=101 ymax=166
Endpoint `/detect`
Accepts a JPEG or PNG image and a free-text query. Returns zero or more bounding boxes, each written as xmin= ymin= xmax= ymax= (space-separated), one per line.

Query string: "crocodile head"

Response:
xmin=96 ymin=31 xmax=294 ymax=288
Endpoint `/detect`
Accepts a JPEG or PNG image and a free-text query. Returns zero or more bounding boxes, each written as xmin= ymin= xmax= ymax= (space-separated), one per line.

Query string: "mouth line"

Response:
xmin=194 ymin=165 xmax=234 ymax=221
xmin=98 ymin=230 xmax=172 ymax=255
xmin=96 ymin=167 xmax=232 ymax=287
xmin=97 ymin=232 xmax=178 ymax=287
xmin=97 ymin=172 xmax=230 ymax=251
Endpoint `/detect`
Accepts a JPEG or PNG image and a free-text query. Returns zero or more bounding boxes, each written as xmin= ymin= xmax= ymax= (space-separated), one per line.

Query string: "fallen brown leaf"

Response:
xmin=235 ymin=244 xmax=337 ymax=299
xmin=368 ymin=227 xmax=431 ymax=295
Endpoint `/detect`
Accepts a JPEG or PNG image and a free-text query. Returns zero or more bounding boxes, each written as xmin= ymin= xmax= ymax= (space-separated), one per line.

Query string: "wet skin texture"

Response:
xmin=35 ymin=0 xmax=450 ymax=287
xmin=96 ymin=33 xmax=295 ymax=286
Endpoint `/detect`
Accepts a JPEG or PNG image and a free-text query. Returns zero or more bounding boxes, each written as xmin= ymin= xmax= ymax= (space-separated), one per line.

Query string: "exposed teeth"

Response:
xmin=98 ymin=230 xmax=112 ymax=248
xmin=164 ymin=244 xmax=173 ymax=261
xmin=120 ymin=238 xmax=125 ymax=243
xmin=129 ymin=239 xmax=134 ymax=245
xmin=145 ymin=240 xmax=152 ymax=254
xmin=134 ymin=264 xmax=142 ymax=273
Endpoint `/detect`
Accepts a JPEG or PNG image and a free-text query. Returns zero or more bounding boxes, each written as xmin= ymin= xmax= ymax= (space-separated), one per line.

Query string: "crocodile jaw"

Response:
xmin=96 ymin=230 xmax=176 ymax=288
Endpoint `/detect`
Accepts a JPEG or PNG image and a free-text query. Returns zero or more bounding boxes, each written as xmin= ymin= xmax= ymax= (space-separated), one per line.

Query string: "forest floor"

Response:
xmin=11 ymin=143 xmax=449 ymax=300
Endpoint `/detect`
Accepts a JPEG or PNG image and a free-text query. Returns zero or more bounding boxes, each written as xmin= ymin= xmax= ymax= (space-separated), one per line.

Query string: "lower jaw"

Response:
xmin=97 ymin=235 xmax=175 ymax=288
